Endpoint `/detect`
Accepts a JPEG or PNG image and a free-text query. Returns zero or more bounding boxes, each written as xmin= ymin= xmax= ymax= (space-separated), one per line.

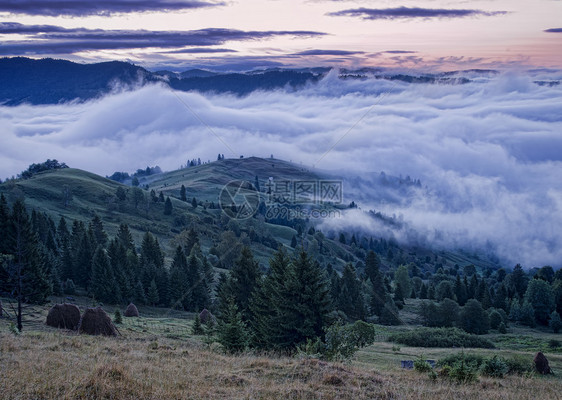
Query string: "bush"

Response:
xmin=498 ymin=322 xmax=507 ymax=334
xmin=389 ymin=327 xmax=495 ymax=349
xmin=459 ymin=299 xmax=490 ymax=334
xmin=489 ymin=310 xmax=503 ymax=330
xmin=504 ymin=355 xmax=533 ymax=375
xmin=549 ymin=311 xmax=561 ymax=333
xmin=414 ymin=355 xmax=432 ymax=373
xmin=449 ymin=358 xmax=479 ymax=384
xmin=63 ymin=279 xmax=76 ymax=295
xmin=480 ymin=355 xmax=508 ymax=378
xmin=113 ymin=309 xmax=123 ymax=325
xmin=323 ymin=320 xmax=376 ymax=361
xmin=549 ymin=339 xmax=561 ymax=349
xmin=438 ymin=353 xmax=486 ymax=369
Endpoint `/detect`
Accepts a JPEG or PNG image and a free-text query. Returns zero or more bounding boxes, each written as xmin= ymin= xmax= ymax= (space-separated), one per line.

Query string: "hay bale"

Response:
xmin=124 ymin=303 xmax=139 ymax=317
xmin=46 ymin=303 xmax=81 ymax=330
xmin=534 ymin=352 xmax=552 ymax=375
xmin=79 ymin=307 xmax=118 ymax=336
xmin=199 ymin=308 xmax=216 ymax=325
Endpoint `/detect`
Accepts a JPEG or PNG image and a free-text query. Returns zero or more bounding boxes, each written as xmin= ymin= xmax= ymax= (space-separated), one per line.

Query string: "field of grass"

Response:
xmin=1 ymin=296 xmax=561 ymax=400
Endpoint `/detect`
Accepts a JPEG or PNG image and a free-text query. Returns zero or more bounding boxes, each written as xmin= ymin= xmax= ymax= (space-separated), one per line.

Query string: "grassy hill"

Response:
xmin=0 ymin=156 xmax=502 ymax=273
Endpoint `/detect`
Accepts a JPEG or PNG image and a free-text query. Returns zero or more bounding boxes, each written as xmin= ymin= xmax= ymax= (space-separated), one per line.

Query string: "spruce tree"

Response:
xmin=169 ymin=246 xmax=188 ymax=310
xmin=219 ymin=247 xmax=260 ymax=322
xmin=217 ymin=298 xmax=249 ymax=353
xmin=91 ymin=246 xmax=120 ymax=304
xmin=364 ymin=251 xmax=381 ymax=284
xmin=147 ymin=279 xmax=159 ymax=306
xmin=338 ymin=263 xmax=365 ymax=320
xmin=164 ymin=197 xmax=173 ymax=215
xmin=180 ymin=184 xmax=187 ymax=202
xmin=275 ymin=251 xmax=332 ymax=348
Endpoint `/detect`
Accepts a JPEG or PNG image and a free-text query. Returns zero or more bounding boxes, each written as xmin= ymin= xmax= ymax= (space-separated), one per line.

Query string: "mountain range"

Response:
xmin=0 ymin=57 xmax=505 ymax=106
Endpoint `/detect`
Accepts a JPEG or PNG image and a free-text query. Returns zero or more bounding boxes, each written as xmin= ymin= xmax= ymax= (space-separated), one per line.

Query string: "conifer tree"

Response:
xmin=217 ymin=298 xmax=249 ymax=353
xmin=91 ymin=246 xmax=120 ymax=304
xmin=180 ymin=184 xmax=187 ymax=202
xmin=164 ymin=196 xmax=173 ymax=215
xmin=147 ymin=279 xmax=159 ymax=306
xmin=275 ymin=251 xmax=332 ymax=348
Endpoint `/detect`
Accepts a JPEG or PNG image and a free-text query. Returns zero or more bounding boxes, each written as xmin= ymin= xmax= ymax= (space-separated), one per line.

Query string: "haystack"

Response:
xmin=199 ymin=308 xmax=216 ymax=325
xmin=534 ymin=352 xmax=552 ymax=375
xmin=124 ymin=303 xmax=139 ymax=317
xmin=46 ymin=303 xmax=81 ymax=330
xmin=78 ymin=307 xmax=118 ymax=336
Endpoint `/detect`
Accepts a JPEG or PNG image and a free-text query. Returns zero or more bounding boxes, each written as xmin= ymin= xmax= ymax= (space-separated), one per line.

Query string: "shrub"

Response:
xmin=63 ymin=279 xmax=76 ymax=295
xmin=439 ymin=365 xmax=452 ymax=377
xmin=113 ymin=309 xmax=123 ymax=325
xmin=192 ymin=314 xmax=204 ymax=335
xmin=414 ymin=355 xmax=432 ymax=373
xmin=549 ymin=311 xmax=561 ymax=333
xmin=438 ymin=353 xmax=486 ymax=369
xmin=480 ymin=355 xmax=508 ymax=378
xmin=459 ymin=299 xmax=490 ymax=334
xmin=389 ymin=327 xmax=494 ymax=349
xmin=504 ymin=355 xmax=533 ymax=375
xmin=498 ymin=322 xmax=507 ymax=334
xmin=489 ymin=310 xmax=503 ymax=330
xmin=449 ymin=358 xmax=478 ymax=384
xmin=548 ymin=339 xmax=561 ymax=349
xmin=349 ymin=320 xmax=376 ymax=347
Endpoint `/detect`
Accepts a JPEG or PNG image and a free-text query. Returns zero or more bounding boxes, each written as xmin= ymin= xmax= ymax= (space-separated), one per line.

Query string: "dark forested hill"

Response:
xmin=0 ymin=57 xmax=156 ymax=105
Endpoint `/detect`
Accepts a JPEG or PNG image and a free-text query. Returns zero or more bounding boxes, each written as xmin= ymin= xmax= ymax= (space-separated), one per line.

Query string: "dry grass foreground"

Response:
xmin=1 ymin=331 xmax=562 ymax=400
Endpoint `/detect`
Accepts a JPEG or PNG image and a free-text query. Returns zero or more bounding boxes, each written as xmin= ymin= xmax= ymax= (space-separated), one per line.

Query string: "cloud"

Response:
xmin=160 ymin=48 xmax=237 ymax=54
xmin=293 ymin=49 xmax=365 ymax=56
xmin=382 ymin=50 xmax=417 ymax=54
xmin=0 ymin=0 xmax=223 ymax=17
xmin=327 ymin=7 xmax=507 ymax=20
xmin=1 ymin=70 xmax=561 ymax=267
xmin=544 ymin=28 xmax=562 ymax=33
xmin=0 ymin=23 xmax=326 ymax=55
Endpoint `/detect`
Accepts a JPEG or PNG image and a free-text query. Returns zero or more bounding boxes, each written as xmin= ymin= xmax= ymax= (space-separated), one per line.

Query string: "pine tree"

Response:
xmin=419 ymin=283 xmax=428 ymax=299
xmin=249 ymin=248 xmax=291 ymax=349
xmin=147 ymin=279 xmax=159 ymax=306
xmin=275 ymin=251 xmax=332 ymax=349
xmin=164 ymin=197 xmax=173 ymax=215
xmin=510 ymin=264 xmax=528 ymax=299
xmin=290 ymin=235 xmax=297 ymax=248
xmin=524 ymin=278 xmax=555 ymax=325
xmin=91 ymin=246 xmax=120 ymax=304
xmin=192 ymin=314 xmax=204 ymax=335
xmin=338 ymin=264 xmax=365 ymax=320
xmin=218 ymin=247 xmax=260 ymax=322
xmin=364 ymin=251 xmax=381 ymax=284
xmin=454 ymin=274 xmax=467 ymax=305
xmin=90 ymin=215 xmax=108 ymax=247
xmin=191 ymin=197 xmax=198 ymax=209
xmin=217 ymin=298 xmax=249 ymax=354
xmin=169 ymin=246 xmax=188 ymax=309
xmin=180 ymin=185 xmax=187 ymax=202
xmin=394 ymin=265 xmax=411 ymax=300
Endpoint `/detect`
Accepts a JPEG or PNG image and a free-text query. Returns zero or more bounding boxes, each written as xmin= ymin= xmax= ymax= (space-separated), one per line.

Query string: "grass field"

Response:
xmin=1 ymin=297 xmax=561 ymax=400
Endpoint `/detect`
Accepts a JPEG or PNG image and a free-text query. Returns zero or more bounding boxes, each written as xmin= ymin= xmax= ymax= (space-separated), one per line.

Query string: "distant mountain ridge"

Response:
xmin=0 ymin=57 xmax=507 ymax=105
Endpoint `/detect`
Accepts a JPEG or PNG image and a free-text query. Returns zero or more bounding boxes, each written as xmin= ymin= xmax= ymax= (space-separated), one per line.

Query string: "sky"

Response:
xmin=0 ymin=0 xmax=561 ymax=71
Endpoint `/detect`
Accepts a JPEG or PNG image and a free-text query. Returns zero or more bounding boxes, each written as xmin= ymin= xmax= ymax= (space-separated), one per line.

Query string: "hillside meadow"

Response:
xmin=1 ymin=298 xmax=561 ymax=400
